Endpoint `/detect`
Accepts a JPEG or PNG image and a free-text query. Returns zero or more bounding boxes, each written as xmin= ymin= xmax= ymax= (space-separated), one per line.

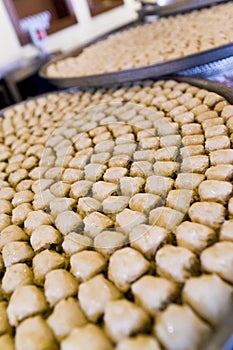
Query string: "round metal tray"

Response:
xmin=40 ymin=43 xmax=233 ymax=89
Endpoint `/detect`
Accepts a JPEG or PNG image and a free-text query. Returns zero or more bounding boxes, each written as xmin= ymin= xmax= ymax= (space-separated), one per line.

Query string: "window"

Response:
xmin=87 ymin=0 xmax=124 ymax=17
xmin=3 ymin=0 xmax=78 ymax=45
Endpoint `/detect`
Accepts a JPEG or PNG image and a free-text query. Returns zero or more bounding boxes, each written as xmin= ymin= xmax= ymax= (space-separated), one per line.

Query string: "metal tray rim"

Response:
xmin=138 ymin=0 xmax=231 ymax=17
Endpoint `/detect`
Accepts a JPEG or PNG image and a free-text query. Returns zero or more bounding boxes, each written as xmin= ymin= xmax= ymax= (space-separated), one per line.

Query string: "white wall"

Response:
xmin=0 ymin=0 xmax=139 ymax=68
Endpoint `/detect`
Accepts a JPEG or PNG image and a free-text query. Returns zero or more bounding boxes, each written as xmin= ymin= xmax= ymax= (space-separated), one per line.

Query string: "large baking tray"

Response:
xmin=138 ymin=0 xmax=230 ymax=18
xmin=0 ymin=75 xmax=233 ymax=350
xmin=3 ymin=75 xmax=233 ymax=113
xmin=40 ymin=0 xmax=233 ymax=89
xmin=40 ymin=42 xmax=233 ymax=89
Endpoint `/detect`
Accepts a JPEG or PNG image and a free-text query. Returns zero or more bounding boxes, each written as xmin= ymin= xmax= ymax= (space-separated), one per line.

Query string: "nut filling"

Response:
xmin=0 ymin=79 xmax=233 ymax=350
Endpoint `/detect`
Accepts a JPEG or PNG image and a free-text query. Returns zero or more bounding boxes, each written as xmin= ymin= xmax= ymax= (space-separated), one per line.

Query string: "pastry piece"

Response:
xmin=78 ymin=197 xmax=102 ymax=216
xmin=157 ymin=122 xmax=178 ymax=136
xmin=175 ymin=221 xmax=216 ymax=254
xmin=198 ymin=180 xmax=232 ymax=204
xmin=84 ymin=163 xmax=107 ymax=182
xmin=137 ymin=128 xmax=155 ymax=141
xmin=204 ymin=125 xmax=227 ymax=139
xmin=0 ymin=200 xmax=12 ymax=215
xmin=104 ymin=299 xmax=150 ymax=343
xmin=47 ymin=297 xmax=87 ymax=340
xmin=139 ymin=137 xmax=159 ymax=150
xmin=16 ymin=179 xmax=33 ymax=192
xmin=2 ymin=263 xmax=33 ymax=295
xmin=33 ymin=189 xmax=55 ymax=210
xmin=102 ymin=196 xmax=129 ymax=215
xmin=155 ymin=304 xmax=211 ymax=350
xmin=196 ymin=110 xmax=218 ymax=123
xmin=7 ymin=285 xmax=47 ymax=326
xmin=181 ymin=155 xmax=209 ymax=173
xmin=174 ymin=111 xmax=194 ymax=125
xmin=115 ymin=133 xmax=135 ymax=145
xmin=93 ymin=131 xmax=111 ymax=144
xmin=30 ymin=225 xmax=62 ymax=252
xmin=205 ymin=135 xmax=230 ymax=152
xmin=154 ymin=147 xmax=178 ymax=161
xmin=116 ymin=335 xmax=161 ymax=350
xmin=202 ymin=117 xmax=223 ymax=129
xmin=12 ymin=203 xmax=32 ymax=225
xmin=44 ymin=167 xmax=63 ymax=181
xmin=94 ymin=140 xmax=115 ymax=153
xmin=8 ymin=169 xmax=28 ymax=187
xmin=201 ymin=242 xmax=233 ymax=283
xmin=2 ymin=242 xmax=34 ymax=268
xmin=62 ymin=232 xmax=92 ymax=256
xmin=61 ymin=324 xmax=113 ymax=350
xmin=0 ymin=225 xmax=28 ymax=251
xmin=182 ymin=135 xmax=204 ymax=147
xmin=92 ymin=181 xmax=118 ymax=201
xmin=183 ymin=274 xmax=233 ymax=326
xmin=108 ymin=247 xmax=150 ymax=292
xmin=62 ymin=168 xmax=84 ymax=183
xmin=32 ymin=250 xmax=65 ymax=286
xmin=189 ymin=202 xmax=225 ymax=229
xmin=130 ymin=224 xmax=171 ymax=259
xmin=149 ymin=207 xmax=184 ymax=232
xmin=0 ymin=214 xmax=11 ymax=231
xmin=103 ymin=167 xmax=128 ymax=183
xmin=160 ymin=135 xmax=181 ymax=147
xmin=134 ymin=150 xmax=155 ymax=162
xmin=210 ymin=149 xmax=233 ymax=165
xmin=221 ymin=105 xmax=233 ymax=121
xmin=108 ymin=154 xmax=131 ymax=168
xmin=180 ymin=145 xmax=204 ymax=158
xmin=175 ymin=173 xmax=204 ymax=190
xmin=0 ymin=187 xmax=15 ymax=200
xmin=31 ymin=178 xmax=54 ymax=193
xmin=166 ymin=189 xmax=193 ymax=213
xmin=145 ymin=175 xmax=174 ymax=197
xmin=155 ymin=245 xmax=198 ymax=283
xmin=153 ymin=161 xmax=179 ymax=177
xmin=120 ymin=177 xmax=145 ymax=197
xmin=169 ymin=105 xmax=187 ymax=118
xmin=70 ymin=180 xmax=93 ymax=199
xmin=44 ymin=269 xmax=78 ymax=306
xmin=70 ymin=250 xmax=106 ymax=282
xmin=84 ymin=212 xmax=113 ymax=238
xmin=129 ymin=193 xmax=161 ymax=215
xmin=49 ymin=196 xmax=76 ymax=218
xmin=130 ymin=161 xmax=153 ymax=178
xmin=220 ymin=220 xmax=233 ymax=242
xmin=228 ymin=197 xmax=233 ymax=217
xmin=69 ymin=152 xmax=92 ymax=169
xmin=15 ymin=315 xmax=58 ymax=350
xmin=55 ymin=211 xmax=83 ymax=235
xmin=204 ymin=91 xmax=223 ymax=107
xmin=0 ymin=301 xmax=12 ymax=335
xmin=113 ymin=143 xmax=136 ymax=156
xmin=227 ymin=116 xmax=233 ymax=133
xmin=94 ymin=230 xmax=127 ymax=257
xmin=116 ymin=209 xmax=147 ymax=234
xmin=0 ymin=334 xmax=14 ymax=350
xmin=205 ymin=164 xmax=233 ymax=181
xmin=24 ymin=210 xmax=52 ymax=235
xmin=132 ymin=276 xmax=178 ymax=315
xmin=50 ymin=181 xmax=70 ymax=198
xmin=79 ymin=274 xmax=121 ymax=322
